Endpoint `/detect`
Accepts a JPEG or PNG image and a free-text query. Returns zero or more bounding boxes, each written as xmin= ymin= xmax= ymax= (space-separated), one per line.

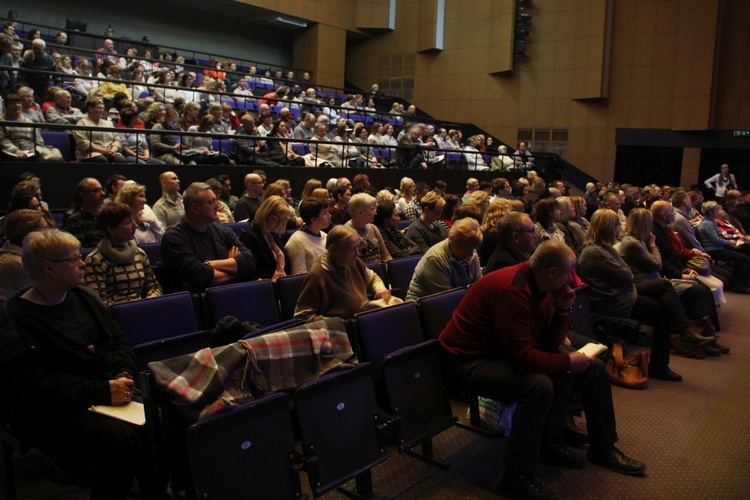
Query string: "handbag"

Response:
xmin=606 ymin=342 xmax=649 ymax=390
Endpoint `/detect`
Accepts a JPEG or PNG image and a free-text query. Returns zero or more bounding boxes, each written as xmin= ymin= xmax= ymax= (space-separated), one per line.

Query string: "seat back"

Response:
xmin=417 ymin=287 xmax=468 ymax=340
xmin=138 ymin=242 xmax=162 ymax=265
xmin=397 ymin=219 xmax=412 ymax=231
xmin=275 ymin=274 xmax=307 ymax=320
xmin=386 ymin=256 xmax=422 ymax=299
xmin=382 ymin=340 xmax=454 ymax=451
xmin=355 ymin=302 xmax=424 ymax=370
xmin=111 ymin=291 xmax=200 ymax=346
xmin=186 ymin=392 xmax=301 ymax=500
xmin=225 ymin=221 xmax=249 ymax=238
xmin=40 ymin=131 xmax=74 ymax=161
xmin=133 ymin=330 xmax=212 ymax=374
xmin=205 ymin=280 xmax=280 ymax=327
xmin=294 ymin=363 xmax=390 ymax=497
xmin=570 ymin=285 xmax=593 ymax=338
xmin=365 ymin=260 xmax=388 ymax=287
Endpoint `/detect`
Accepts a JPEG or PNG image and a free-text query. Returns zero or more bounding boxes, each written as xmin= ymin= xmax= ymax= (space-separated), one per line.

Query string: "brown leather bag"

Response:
xmin=606 ymin=342 xmax=649 ymax=390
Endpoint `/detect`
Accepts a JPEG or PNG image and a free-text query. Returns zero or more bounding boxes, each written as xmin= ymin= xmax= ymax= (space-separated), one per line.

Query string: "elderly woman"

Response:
xmin=697 ymin=201 xmax=750 ymax=293
xmin=616 ymin=208 xmax=721 ymax=357
xmin=0 ymin=209 xmax=48 ymax=301
xmin=74 ymin=97 xmax=126 ymax=163
xmin=345 ymin=193 xmax=392 ymax=264
xmin=294 ymin=225 xmax=399 ymax=321
xmin=115 ymin=182 xmax=164 ymax=244
xmin=577 ymin=209 xmax=685 ymax=381
xmin=0 ymin=229 xmax=143 ymax=499
xmin=0 ymin=93 xmax=63 ymax=161
xmin=405 ymin=191 xmax=449 ymax=253
xmin=84 ymin=202 xmax=163 ymax=306
xmin=405 ymin=217 xmax=483 ymax=301
xmin=239 ymin=195 xmax=291 ymax=282
xmin=74 ymin=59 xmax=99 ymax=97
xmin=375 ymin=200 xmax=423 ymax=259
xmin=149 ymin=108 xmax=183 ymax=165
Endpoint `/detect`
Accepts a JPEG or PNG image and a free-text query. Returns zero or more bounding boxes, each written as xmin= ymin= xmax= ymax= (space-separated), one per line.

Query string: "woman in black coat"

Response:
xmin=239 ymin=195 xmax=292 ymax=281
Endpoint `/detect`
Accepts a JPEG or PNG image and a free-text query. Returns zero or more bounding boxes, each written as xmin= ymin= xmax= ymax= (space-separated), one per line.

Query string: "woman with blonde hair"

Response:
xmin=300 ymin=178 xmax=323 ymax=200
xmin=239 ymin=195 xmax=291 ymax=282
xmin=396 ymin=177 xmax=415 ymax=214
xmin=616 ymin=208 xmax=721 ymax=357
xmin=578 ymin=209 xmax=687 ymax=381
xmin=294 ymin=224 xmax=398 ymax=321
xmin=115 ymin=182 xmax=164 ymax=243
xmin=0 ymin=229 xmax=144 ymax=499
xmin=478 ymin=198 xmax=513 ymax=264
xmin=466 ymin=190 xmax=490 ymax=219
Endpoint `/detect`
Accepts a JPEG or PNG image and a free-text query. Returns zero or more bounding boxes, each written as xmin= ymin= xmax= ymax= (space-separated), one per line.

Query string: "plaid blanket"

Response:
xmin=240 ymin=317 xmax=356 ymax=393
xmin=148 ymin=317 xmax=356 ymax=422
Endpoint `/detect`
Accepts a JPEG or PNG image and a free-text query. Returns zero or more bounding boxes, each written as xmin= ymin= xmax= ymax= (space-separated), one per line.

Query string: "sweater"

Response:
xmin=84 ymin=238 xmax=163 ymax=307
xmin=577 ymin=243 xmax=636 ymax=317
xmin=285 ymin=228 xmax=327 ymax=275
xmin=439 ymin=262 xmax=571 ymax=374
xmin=405 ymin=239 xmax=482 ymax=301
xmin=294 ymin=255 xmax=387 ymax=321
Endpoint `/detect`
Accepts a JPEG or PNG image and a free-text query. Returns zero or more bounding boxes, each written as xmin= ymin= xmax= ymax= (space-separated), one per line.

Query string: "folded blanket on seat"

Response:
xmin=149 ymin=317 xmax=356 ymax=422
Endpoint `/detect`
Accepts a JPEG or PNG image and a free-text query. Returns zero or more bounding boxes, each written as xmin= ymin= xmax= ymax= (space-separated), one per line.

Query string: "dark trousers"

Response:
xmin=630 ymin=279 xmax=675 ymax=370
xmin=39 ymin=410 xmax=141 ymax=500
xmin=708 ymin=248 xmax=750 ymax=290
xmin=444 ymin=331 xmax=618 ymax=477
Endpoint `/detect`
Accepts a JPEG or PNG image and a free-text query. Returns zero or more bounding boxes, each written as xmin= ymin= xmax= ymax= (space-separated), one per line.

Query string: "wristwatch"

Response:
xmin=204 ymin=260 xmax=212 ymax=266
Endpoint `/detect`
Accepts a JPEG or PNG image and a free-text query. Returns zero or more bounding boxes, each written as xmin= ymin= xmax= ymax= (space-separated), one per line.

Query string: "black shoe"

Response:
xmin=651 ymin=367 xmax=683 ymax=382
xmin=670 ymin=343 xmax=706 ymax=359
xmin=541 ymin=440 xmax=586 ymax=469
xmin=499 ymin=473 xmax=559 ymax=500
xmin=587 ymin=446 xmax=646 ymax=475
xmin=714 ymin=340 xmax=730 ymax=354
xmin=704 ymin=345 xmax=722 ymax=356
xmin=563 ymin=417 xmax=589 ymax=446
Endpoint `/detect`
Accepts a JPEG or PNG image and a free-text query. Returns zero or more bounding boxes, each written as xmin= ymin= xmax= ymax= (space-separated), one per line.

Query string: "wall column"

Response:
xmin=682 ymin=147 xmax=702 ymax=188
xmin=293 ymin=24 xmax=347 ymax=89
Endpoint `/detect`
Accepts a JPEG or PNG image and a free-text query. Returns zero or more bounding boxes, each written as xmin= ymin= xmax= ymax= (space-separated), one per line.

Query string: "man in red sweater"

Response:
xmin=439 ymin=240 xmax=645 ymax=500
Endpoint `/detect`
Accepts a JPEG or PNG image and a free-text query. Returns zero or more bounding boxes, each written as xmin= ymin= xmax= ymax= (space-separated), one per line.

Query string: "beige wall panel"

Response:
xmin=355 ymin=0 xmax=392 ymax=30
xmin=681 ymin=148 xmax=702 ymax=188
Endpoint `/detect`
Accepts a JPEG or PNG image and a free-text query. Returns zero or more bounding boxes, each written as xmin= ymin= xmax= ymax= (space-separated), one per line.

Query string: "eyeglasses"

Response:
xmin=49 ymin=253 xmax=83 ymax=264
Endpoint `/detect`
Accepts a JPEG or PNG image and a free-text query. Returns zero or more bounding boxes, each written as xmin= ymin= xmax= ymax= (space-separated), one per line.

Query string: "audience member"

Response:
xmin=44 ymin=89 xmax=84 ymax=124
xmin=0 ymin=93 xmax=63 ymax=161
xmin=294 ymin=225 xmax=398 ymax=321
xmin=0 ymin=209 xmax=47 ymax=301
xmin=405 ymin=191 xmax=449 ymax=253
xmin=17 ymin=86 xmax=45 ymax=123
xmin=285 ymin=198 xmax=330 ymax=274
xmin=161 ymin=182 xmax=256 ymax=293
xmin=63 ymin=177 xmax=106 ymax=248
xmin=73 ymin=98 xmax=125 ymax=163
xmin=577 ymin=209 xmax=682 ymax=381
xmin=84 ymin=202 xmax=162 ymax=306
xmin=477 ymin=198 xmax=513 ymax=264
xmin=116 ymin=182 xmax=164 ymax=244
xmin=374 ymin=200 xmax=422 ymax=259
xmin=206 ymin=178 xmax=235 ymax=224
xmin=20 ymin=39 xmax=54 ymax=99
xmin=696 ymin=201 xmax=750 ymax=294
xmin=405 ymin=217 xmax=483 ymax=301
xmin=440 ymin=240 xmax=645 ymax=499
xmin=239 ymin=196 xmax=291 ymax=282
xmin=152 ymin=171 xmax=184 ymax=228
xmin=345 ymin=193 xmax=392 ymax=264
xmin=0 ymin=229 xmax=148 ymax=500
xmin=234 ymin=173 xmax=265 ymax=222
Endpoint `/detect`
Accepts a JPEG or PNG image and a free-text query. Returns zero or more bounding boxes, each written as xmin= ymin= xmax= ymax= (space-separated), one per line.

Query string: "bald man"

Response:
xmin=20 ymin=38 xmax=54 ymax=99
xmin=233 ymin=173 xmax=265 ymax=222
xmin=153 ymin=171 xmax=184 ymax=228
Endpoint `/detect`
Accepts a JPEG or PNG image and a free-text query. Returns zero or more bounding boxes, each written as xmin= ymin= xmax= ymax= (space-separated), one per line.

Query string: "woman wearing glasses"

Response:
xmin=0 ymin=229 xmax=146 ymax=499
xmin=239 ymin=195 xmax=291 ymax=282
